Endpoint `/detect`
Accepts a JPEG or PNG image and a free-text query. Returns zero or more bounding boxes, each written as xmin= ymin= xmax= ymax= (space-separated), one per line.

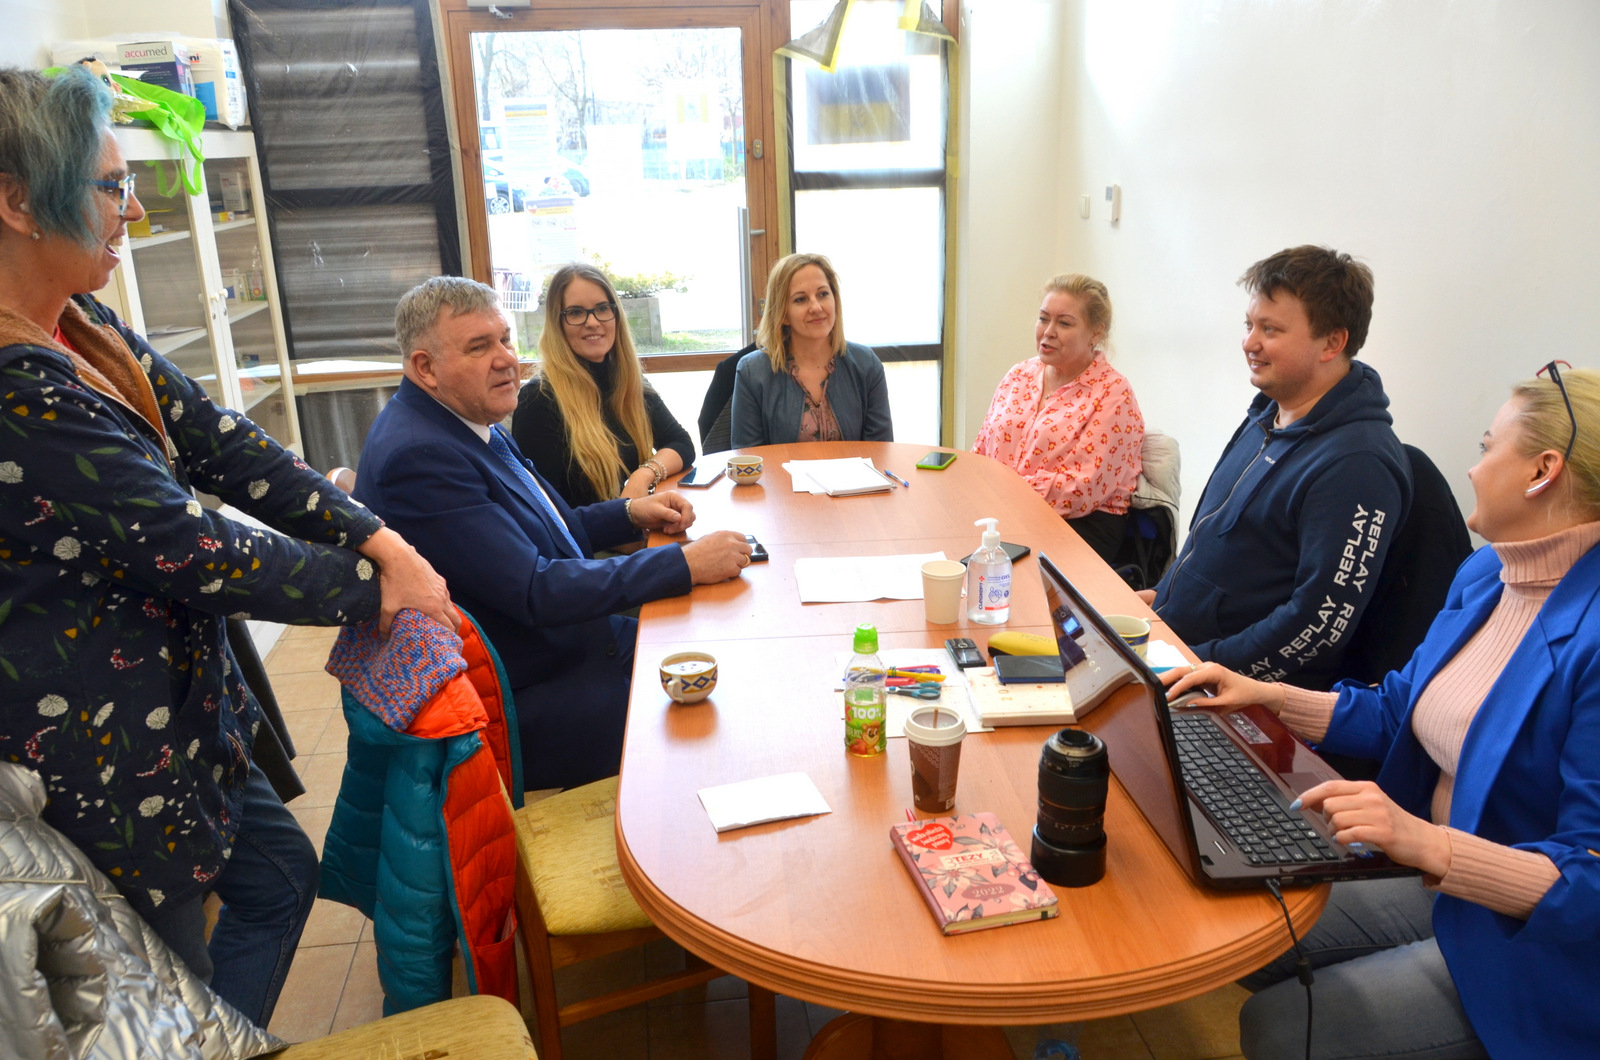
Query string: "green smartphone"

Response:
xmin=915 ymin=450 xmax=958 ymax=471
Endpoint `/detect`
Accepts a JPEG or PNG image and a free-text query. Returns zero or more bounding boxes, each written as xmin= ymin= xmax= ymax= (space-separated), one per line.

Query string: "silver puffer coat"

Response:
xmin=0 ymin=763 xmax=283 ymax=1060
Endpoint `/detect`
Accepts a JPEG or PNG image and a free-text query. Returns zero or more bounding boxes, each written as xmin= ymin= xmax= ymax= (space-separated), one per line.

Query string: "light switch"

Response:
xmin=1079 ymin=195 xmax=1091 ymax=219
xmin=1105 ymin=184 xmax=1122 ymax=223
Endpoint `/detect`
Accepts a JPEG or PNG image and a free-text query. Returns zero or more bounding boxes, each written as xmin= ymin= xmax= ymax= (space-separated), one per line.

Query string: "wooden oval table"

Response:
xmin=618 ymin=443 xmax=1325 ymax=1057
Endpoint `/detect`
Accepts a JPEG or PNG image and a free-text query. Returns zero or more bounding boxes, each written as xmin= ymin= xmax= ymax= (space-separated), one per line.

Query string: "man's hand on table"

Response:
xmin=682 ymin=531 xmax=754 ymax=583
xmin=1135 ymin=588 xmax=1157 ymax=605
xmin=630 ymin=491 xmax=697 ymax=535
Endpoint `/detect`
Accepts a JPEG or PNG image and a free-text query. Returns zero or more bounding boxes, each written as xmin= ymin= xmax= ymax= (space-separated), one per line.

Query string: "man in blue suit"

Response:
xmin=356 ymin=277 xmax=752 ymax=789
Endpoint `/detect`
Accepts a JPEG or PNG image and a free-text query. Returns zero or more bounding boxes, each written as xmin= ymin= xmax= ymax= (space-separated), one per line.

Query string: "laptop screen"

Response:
xmin=1038 ymin=553 xmax=1203 ymax=881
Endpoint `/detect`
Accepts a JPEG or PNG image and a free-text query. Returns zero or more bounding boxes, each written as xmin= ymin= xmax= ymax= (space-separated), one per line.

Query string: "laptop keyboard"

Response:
xmin=1170 ymin=713 xmax=1341 ymax=867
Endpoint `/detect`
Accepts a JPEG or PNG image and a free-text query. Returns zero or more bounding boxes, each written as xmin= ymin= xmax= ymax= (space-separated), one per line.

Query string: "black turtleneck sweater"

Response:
xmin=511 ymin=355 xmax=695 ymax=508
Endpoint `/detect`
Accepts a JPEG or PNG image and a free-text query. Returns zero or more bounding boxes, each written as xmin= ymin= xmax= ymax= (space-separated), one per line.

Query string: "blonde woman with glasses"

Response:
xmin=513 ymin=263 xmax=696 ymax=507
xmin=1166 ymin=363 xmax=1600 ymax=1060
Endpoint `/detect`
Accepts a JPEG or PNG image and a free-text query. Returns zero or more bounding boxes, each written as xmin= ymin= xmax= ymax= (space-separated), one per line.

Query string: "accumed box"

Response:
xmin=114 ymin=41 xmax=194 ymax=100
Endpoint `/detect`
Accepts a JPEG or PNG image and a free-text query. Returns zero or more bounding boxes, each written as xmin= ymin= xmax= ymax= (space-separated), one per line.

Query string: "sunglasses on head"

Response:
xmin=1536 ymin=360 xmax=1577 ymax=463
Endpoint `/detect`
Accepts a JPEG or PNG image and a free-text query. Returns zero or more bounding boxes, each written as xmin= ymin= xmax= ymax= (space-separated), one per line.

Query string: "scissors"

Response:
xmin=887 ymin=684 xmax=941 ymax=700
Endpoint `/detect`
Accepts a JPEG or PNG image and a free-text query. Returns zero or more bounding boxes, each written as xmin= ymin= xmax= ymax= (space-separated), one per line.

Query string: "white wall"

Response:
xmin=952 ymin=0 xmax=1070 ymax=446
xmin=0 ymin=0 xmax=86 ymax=67
xmin=958 ymin=0 xmax=1600 ymax=532
xmin=76 ymin=0 xmax=228 ymax=40
xmin=2 ymin=0 xmax=229 ymax=68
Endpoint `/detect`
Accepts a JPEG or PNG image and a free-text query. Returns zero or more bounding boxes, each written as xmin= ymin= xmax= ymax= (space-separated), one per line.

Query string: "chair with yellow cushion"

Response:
xmin=278 ymin=994 xmax=537 ymax=1059
xmin=513 ymin=775 xmax=776 ymax=1060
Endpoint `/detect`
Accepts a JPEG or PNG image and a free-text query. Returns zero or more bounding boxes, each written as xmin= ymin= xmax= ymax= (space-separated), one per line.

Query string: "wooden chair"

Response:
xmin=277 ymin=994 xmax=536 ymax=1059
xmin=511 ymin=775 xmax=775 ymax=1060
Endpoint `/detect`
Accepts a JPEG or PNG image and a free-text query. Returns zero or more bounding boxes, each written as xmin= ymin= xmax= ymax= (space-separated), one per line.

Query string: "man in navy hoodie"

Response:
xmin=1147 ymin=247 xmax=1412 ymax=690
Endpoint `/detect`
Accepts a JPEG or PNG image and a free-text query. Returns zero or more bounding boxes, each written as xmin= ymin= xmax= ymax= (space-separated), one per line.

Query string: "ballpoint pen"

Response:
xmin=884 ymin=469 xmax=911 ymax=488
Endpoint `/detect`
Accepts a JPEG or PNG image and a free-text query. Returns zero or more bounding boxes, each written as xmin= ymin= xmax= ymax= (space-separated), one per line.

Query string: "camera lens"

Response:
xmin=1031 ymin=727 xmax=1109 ymax=887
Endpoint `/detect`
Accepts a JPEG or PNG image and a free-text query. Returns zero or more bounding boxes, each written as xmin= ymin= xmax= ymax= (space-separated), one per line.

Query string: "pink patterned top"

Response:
xmin=971 ymin=353 xmax=1144 ymax=518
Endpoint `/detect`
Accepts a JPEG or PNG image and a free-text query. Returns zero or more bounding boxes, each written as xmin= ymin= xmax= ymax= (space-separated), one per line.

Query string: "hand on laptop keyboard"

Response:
xmin=1291 ymin=779 xmax=1450 ymax=876
xmin=1161 ymin=661 xmax=1288 ymax=716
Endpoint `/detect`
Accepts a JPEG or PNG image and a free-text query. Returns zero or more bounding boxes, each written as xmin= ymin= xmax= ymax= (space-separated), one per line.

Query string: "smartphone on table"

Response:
xmin=915 ymin=450 xmax=958 ymax=471
xmin=958 ymin=541 xmax=1031 ymax=566
xmin=993 ymin=654 xmax=1066 ymax=683
xmin=676 ymin=462 xmax=724 ymax=488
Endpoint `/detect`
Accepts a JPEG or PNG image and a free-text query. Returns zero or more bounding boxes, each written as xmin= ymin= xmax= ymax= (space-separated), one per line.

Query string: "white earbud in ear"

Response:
xmin=1526 ymin=476 xmax=1554 ymax=496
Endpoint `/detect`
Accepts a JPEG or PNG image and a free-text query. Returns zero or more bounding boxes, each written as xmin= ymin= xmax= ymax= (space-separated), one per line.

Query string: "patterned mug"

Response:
xmin=659 ymin=651 xmax=718 ymax=704
xmin=727 ymin=455 xmax=764 ymax=485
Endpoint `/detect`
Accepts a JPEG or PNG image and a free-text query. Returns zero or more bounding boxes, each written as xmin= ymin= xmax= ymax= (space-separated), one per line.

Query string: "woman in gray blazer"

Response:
xmin=730 ymin=252 xmax=893 ymax=447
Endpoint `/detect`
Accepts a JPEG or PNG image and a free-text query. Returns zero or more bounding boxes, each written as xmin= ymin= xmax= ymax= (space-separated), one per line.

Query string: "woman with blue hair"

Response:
xmin=0 ymin=65 xmax=455 ymax=1026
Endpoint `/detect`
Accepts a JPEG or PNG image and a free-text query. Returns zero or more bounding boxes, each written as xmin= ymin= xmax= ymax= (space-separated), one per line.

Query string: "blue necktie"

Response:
xmin=487 ymin=426 xmax=584 ymax=558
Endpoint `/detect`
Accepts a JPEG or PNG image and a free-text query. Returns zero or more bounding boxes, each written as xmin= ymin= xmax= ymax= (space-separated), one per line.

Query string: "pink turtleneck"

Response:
xmin=1279 ymin=520 xmax=1600 ymax=919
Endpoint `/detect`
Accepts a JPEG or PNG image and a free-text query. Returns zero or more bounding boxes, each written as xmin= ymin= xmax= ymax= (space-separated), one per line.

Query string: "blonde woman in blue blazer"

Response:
xmin=1168 ymin=365 xmax=1600 ymax=1060
xmin=730 ymin=252 xmax=893 ymax=447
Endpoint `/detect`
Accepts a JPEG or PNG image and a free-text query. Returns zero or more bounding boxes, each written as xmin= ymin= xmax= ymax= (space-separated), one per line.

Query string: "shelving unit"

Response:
xmin=96 ymin=127 xmax=301 ymax=451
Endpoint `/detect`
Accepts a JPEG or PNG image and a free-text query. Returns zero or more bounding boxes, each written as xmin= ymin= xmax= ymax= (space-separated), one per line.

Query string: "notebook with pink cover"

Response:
xmin=889 ymin=812 xmax=1058 ymax=935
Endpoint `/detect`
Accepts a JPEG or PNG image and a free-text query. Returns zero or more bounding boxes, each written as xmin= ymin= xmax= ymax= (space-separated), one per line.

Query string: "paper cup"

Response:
xmin=904 ymin=705 xmax=967 ymax=813
xmin=921 ymin=559 xmax=966 ymax=624
xmin=727 ymin=456 xmax=764 ymax=485
xmin=1105 ymin=615 xmax=1151 ymax=658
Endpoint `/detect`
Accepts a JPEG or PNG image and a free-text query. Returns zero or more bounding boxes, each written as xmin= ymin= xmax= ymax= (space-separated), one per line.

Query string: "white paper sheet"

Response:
xmin=697 ymin=772 xmax=832 ymax=833
xmin=794 ymin=552 xmax=946 ymax=603
xmin=1145 ymin=638 xmax=1189 ymax=673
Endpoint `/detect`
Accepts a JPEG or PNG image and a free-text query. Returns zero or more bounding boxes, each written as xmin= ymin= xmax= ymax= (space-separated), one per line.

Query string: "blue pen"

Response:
xmin=884 ymin=469 xmax=911 ymax=488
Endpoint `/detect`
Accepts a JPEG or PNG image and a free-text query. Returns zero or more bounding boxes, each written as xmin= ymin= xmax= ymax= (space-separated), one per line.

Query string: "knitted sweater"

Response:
xmin=1281 ymin=520 xmax=1600 ymax=918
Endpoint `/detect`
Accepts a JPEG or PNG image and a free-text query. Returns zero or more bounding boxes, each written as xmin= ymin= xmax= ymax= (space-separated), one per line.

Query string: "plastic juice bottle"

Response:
xmin=843 ymin=622 xmax=887 ymax=757
xmin=967 ymin=517 xmax=1012 ymax=624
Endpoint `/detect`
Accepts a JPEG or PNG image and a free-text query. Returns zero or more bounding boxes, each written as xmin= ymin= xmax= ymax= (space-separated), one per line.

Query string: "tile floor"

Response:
xmin=260 ymin=626 xmax=1248 ymax=1059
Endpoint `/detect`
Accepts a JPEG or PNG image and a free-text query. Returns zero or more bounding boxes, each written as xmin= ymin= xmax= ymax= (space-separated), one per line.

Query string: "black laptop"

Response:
xmin=1037 ymin=553 xmax=1417 ymax=889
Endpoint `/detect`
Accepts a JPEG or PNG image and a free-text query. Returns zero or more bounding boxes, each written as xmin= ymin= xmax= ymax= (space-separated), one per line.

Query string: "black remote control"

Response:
xmin=945 ymin=637 xmax=985 ymax=669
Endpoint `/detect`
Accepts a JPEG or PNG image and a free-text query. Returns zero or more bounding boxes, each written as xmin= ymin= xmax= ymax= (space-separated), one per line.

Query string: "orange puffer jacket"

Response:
xmin=320 ymin=611 xmax=522 ymax=1012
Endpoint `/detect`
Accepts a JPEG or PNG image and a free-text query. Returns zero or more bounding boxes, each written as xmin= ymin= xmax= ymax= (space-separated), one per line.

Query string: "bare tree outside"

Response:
xmin=636 ymin=29 xmax=745 ymax=176
xmin=482 ymin=32 xmax=595 ymax=157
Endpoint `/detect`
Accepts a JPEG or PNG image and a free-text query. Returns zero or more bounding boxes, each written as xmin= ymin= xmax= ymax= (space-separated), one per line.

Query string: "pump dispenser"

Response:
xmin=967 ymin=518 xmax=1011 ymax=624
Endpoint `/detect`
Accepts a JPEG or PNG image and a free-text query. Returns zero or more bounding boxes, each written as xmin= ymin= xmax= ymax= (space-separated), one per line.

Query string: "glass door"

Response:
xmin=446 ymin=3 xmax=781 ymax=372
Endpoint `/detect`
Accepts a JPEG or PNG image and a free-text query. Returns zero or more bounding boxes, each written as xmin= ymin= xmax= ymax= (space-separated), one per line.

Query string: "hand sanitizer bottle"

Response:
xmin=967 ymin=518 xmax=1011 ymax=625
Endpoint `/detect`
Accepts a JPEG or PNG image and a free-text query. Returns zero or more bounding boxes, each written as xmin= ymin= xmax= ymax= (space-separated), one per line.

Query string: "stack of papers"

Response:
xmin=784 ymin=457 xmax=893 ymax=496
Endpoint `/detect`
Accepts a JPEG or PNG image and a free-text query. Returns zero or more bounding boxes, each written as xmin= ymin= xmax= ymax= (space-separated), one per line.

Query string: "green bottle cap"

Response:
xmin=853 ymin=623 xmax=879 ymax=654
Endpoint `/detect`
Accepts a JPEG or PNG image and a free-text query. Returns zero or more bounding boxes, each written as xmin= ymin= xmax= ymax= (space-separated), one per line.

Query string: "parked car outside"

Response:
xmin=482 ymin=162 xmax=535 ymax=214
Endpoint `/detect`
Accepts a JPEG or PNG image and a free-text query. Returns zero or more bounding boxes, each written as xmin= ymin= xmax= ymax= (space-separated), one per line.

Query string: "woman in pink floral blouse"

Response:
xmin=972 ymin=274 xmax=1144 ymax=563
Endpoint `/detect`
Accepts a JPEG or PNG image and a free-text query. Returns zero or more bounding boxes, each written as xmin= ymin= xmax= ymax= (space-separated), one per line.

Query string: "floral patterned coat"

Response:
xmin=0 ymin=296 xmax=383 ymax=921
xmin=971 ymin=353 xmax=1144 ymax=518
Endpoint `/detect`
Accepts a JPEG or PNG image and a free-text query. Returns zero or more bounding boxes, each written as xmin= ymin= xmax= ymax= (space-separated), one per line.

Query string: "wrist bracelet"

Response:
xmin=624 ymin=498 xmax=638 ymax=527
xmin=641 ymin=459 xmax=666 ymax=496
